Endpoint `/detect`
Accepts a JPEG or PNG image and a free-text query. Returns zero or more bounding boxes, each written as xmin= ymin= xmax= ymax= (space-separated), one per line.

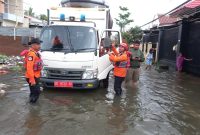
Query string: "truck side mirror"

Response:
xmin=21 ymin=36 xmax=30 ymax=46
xmin=103 ymin=38 xmax=112 ymax=48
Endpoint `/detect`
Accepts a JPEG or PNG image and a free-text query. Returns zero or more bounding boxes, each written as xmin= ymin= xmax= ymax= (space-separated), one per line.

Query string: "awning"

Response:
xmin=170 ymin=0 xmax=200 ymax=17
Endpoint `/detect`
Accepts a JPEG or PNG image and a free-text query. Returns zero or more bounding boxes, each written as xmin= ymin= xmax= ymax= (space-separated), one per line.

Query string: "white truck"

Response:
xmin=39 ymin=6 xmax=121 ymax=89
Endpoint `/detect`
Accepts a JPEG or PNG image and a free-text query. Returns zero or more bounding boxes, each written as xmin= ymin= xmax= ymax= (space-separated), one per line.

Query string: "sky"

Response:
xmin=23 ymin=0 xmax=187 ymax=29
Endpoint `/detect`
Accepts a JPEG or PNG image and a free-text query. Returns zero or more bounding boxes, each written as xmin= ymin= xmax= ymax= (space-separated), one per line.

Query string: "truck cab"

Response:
xmin=39 ymin=7 xmax=121 ymax=89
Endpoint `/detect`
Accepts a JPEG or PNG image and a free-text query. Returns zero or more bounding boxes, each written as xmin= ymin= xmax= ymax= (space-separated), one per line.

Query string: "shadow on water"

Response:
xmin=0 ymin=67 xmax=200 ymax=135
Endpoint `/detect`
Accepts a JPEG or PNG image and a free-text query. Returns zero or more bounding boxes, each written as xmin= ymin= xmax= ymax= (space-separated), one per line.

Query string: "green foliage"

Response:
xmin=129 ymin=26 xmax=143 ymax=41
xmin=24 ymin=7 xmax=48 ymax=21
xmin=122 ymin=26 xmax=143 ymax=44
xmin=122 ymin=32 xmax=132 ymax=44
xmin=0 ymin=54 xmax=23 ymax=72
xmin=0 ymin=54 xmax=8 ymax=64
xmin=115 ymin=6 xmax=133 ymax=32
xmin=9 ymin=65 xmax=23 ymax=72
xmin=24 ymin=7 xmax=35 ymax=17
xmin=40 ymin=14 xmax=48 ymax=21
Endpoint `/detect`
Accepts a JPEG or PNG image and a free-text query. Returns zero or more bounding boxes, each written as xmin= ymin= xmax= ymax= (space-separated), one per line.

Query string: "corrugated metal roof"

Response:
xmin=185 ymin=0 xmax=200 ymax=8
xmin=170 ymin=0 xmax=200 ymax=17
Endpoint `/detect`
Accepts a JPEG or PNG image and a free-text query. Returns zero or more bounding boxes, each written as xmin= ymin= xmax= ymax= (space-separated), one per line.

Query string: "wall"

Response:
xmin=23 ymin=18 xmax=29 ymax=28
xmin=0 ymin=36 xmax=28 ymax=56
xmin=159 ymin=26 xmax=179 ymax=62
xmin=1 ymin=0 xmax=24 ymax=27
xmin=181 ymin=21 xmax=200 ymax=75
xmin=2 ymin=20 xmax=23 ymax=27
xmin=0 ymin=0 xmax=4 ymax=13
xmin=7 ymin=0 xmax=23 ymax=17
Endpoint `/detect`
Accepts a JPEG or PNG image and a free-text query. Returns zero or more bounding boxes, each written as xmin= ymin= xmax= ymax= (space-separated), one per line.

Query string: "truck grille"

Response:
xmin=47 ymin=68 xmax=84 ymax=80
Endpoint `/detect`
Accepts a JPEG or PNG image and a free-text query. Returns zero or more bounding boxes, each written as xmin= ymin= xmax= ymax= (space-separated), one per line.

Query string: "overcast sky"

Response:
xmin=23 ymin=0 xmax=187 ymax=29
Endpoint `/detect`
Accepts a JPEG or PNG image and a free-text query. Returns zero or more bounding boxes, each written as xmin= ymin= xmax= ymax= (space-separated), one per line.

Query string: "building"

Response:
xmin=24 ymin=15 xmax=47 ymax=28
xmin=142 ymin=0 xmax=200 ymax=76
xmin=0 ymin=0 xmax=24 ymax=27
xmin=151 ymin=14 xmax=179 ymax=27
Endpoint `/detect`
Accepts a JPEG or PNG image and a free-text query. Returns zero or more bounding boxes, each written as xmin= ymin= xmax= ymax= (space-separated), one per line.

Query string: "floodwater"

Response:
xmin=0 ymin=67 xmax=200 ymax=135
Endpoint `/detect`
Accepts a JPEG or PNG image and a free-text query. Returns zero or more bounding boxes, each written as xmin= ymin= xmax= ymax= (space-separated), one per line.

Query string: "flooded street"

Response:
xmin=0 ymin=67 xmax=200 ymax=135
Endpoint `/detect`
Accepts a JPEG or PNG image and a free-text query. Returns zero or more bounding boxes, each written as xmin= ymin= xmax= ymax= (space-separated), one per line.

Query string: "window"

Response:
xmin=40 ymin=26 xmax=97 ymax=52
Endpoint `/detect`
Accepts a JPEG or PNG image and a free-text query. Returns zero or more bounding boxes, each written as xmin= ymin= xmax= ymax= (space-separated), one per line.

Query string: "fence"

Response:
xmin=0 ymin=27 xmax=42 ymax=56
xmin=0 ymin=26 xmax=41 ymax=37
xmin=142 ymin=17 xmax=200 ymax=75
xmin=159 ymin=26 xmax=179 ymax=62
xmin=181 ymin=21 xmax=200 ymax=75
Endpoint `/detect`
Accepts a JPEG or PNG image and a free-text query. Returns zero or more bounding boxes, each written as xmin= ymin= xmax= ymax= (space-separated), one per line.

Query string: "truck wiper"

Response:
xmin=41 ymin=48 xmax=70 ymax=52
xmin=41 ymin=49 xmax=52 ymax=52
xmin=74 ymin=48 xmax=96 ymax=52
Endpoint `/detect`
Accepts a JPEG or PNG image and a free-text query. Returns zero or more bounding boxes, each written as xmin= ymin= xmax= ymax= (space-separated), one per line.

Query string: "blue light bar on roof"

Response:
xmin=60 ymin=14 xmax=65 ymax=21
xmin=80 ymin=14 xmax=85 ymax=22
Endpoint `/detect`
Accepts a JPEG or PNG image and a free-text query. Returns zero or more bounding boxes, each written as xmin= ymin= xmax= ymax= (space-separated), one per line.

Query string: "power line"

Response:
xmin=139 ymin=0 xmax=191 ymax=28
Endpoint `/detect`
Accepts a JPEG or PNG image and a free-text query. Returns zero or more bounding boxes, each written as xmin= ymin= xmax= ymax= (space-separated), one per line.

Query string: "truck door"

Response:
xmin=98 ymin=30 xmax=121 ymax=80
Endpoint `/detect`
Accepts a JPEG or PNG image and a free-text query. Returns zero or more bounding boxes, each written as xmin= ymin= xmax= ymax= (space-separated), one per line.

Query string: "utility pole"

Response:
xmin=15 ymin=0 xmax=18 ymax=27
xmin=14 ymin=0 xmax=18 ymax=40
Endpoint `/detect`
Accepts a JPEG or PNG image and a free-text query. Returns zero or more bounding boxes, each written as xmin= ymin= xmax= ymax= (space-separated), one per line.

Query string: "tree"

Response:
xmin=115 ymin=6 xmax=133 ymax=32
xmin=129 ymin=26 xmax=143 ymax=41
xmin=40 ymin=14 xmax=48 ymax=21
xmin=122 ymin=26 xmax=142 ymax=44
xmin=122 ymin=32 xmax=132 ymax=44
xmin=24 ymin=7 xmax=35 ymax=17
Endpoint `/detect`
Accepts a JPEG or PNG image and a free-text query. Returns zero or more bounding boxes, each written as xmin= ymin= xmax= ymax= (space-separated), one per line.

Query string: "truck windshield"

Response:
xmin=40 ymin=26 xmax=97 ymax=52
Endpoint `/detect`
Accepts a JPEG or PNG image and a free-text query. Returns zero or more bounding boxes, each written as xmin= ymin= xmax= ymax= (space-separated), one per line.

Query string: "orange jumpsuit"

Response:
xmin=109 ymin=46 xmax=128 ymax=77
xmin=25 ymin=48 xmax=41 ymax=83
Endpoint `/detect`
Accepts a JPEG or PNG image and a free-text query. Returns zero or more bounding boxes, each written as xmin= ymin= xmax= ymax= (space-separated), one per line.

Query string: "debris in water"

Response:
xmin=0 ymin=90 xmax=6 ymax=96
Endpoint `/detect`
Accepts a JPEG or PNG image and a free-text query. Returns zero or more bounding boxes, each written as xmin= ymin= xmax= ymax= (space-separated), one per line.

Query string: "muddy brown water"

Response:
xmin=0 ymin=67 xmax=200 ymax=135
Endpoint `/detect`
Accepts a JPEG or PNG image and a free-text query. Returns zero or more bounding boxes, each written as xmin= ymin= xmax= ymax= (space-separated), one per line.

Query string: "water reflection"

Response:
xmin=106 ymin=76 xmax=139 ymax=135
xmin=24 ymin=106 xmax=43 ymax=135
xmin=107 ymin=98 xmax=128 ymax=135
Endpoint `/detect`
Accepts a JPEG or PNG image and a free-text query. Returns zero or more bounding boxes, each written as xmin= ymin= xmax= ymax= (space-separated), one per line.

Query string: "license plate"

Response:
xmin=54 ymin=81 xmax=73 ymax=88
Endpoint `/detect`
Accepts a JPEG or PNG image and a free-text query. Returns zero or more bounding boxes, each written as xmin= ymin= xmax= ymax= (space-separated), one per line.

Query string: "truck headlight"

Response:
xmin=82 ymin=69 xmax=98 ymax=79
xmin=41 ymin=69 xmax=48 ymax=77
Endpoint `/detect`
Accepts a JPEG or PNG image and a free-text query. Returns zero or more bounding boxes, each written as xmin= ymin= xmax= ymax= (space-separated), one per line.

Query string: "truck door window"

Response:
xmin=40 ymin=28 xmax=56 ymax=50
xmin=99 ymin=31 xmax=120 ymax=57
xmin=99 ymin=38 xmax=109 ymax=56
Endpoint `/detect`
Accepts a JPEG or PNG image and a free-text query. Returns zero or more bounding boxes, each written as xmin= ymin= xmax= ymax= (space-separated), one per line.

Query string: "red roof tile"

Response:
xmin=158 ymin=14 xmax=178 ymax=26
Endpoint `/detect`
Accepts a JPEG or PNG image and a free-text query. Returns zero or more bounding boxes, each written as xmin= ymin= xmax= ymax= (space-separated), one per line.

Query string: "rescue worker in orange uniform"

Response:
xmin=25 ymin=38 xmax=43 ymax=103
xmin=109 ymin=43 xmax=128 ymax=96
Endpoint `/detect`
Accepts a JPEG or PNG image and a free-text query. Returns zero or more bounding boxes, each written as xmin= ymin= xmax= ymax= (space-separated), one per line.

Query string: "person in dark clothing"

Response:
xmin=51 ymin=36 xmax=63 ymax=50
xmin=26 ymin=78 xmax=40 ymax=103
